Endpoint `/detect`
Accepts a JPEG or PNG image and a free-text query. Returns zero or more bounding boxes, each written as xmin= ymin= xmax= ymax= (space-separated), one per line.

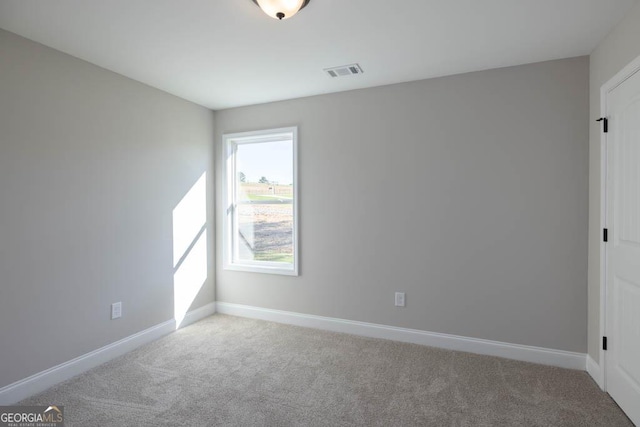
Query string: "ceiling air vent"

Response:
xmin=324 ymin=63 xmax=364 ymax=78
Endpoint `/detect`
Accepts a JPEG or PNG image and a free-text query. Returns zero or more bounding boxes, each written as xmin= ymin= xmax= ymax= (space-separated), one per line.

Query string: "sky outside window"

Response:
xmin=237 ymin=140 xmax=293 ymax=184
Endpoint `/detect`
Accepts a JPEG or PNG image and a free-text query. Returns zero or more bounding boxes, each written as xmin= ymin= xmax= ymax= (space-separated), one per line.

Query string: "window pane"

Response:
xmin=235 ymin=140 xmax=294 ymax=265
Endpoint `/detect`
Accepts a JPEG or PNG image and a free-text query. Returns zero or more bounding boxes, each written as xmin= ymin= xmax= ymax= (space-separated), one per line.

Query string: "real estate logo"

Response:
xmin=0 ymin=405 xmax=64 ymax=427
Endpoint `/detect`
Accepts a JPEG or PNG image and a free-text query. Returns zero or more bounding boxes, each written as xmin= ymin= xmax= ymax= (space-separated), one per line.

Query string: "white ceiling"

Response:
xmin=0 ymin=0 xmax=636 ymax=110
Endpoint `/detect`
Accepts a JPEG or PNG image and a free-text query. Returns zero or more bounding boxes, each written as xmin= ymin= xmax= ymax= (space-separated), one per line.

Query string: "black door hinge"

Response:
xmin=603 ymin=336 xmax=608 ymax=351
xmin=604 ymin=228 xmax=608 ymax=242
xmin=597 ymin=117 xmax=608 ymax=133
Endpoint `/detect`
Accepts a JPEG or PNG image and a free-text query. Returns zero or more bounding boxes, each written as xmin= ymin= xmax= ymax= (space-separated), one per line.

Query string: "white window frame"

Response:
xmin=223 ymin=127 xmax=299 ymax=276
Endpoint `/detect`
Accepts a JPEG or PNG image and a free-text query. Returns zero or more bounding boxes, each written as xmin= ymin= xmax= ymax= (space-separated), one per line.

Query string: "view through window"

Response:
xmin=224 ymin=128 xmax=298 ymax=275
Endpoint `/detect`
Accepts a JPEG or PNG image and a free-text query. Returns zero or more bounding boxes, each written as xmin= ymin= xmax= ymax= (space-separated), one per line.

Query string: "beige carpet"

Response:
xmin=20 ymin=314 xmax=632 ymax=426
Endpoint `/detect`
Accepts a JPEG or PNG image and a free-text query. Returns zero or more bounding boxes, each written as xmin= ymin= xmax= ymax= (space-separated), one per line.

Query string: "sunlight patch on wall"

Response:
xmin=173 ymin=174 xmax=207 ymax=267
xmin=173 ymin=172 xmax=208 ymax=328
xmin=174 ymin=231 xmax=207 ymax=328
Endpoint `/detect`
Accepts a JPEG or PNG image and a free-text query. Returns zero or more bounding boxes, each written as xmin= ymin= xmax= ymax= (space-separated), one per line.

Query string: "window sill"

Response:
xmin=224 ymin=263 xmax=299 ymax=276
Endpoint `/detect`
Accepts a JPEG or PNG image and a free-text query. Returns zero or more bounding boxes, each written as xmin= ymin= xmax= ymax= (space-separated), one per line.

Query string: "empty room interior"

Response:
xmin=1 ymin=0 xmax=640 ymax=425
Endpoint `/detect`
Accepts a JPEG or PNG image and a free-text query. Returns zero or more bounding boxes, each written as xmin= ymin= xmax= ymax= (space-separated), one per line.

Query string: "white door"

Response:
xmin=605 ymin=65 xmax=640 ymax=425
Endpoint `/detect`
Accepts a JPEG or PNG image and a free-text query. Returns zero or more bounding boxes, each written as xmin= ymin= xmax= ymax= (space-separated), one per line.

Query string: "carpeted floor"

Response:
xmin=20 ymin=314 xmax=632 ymax=426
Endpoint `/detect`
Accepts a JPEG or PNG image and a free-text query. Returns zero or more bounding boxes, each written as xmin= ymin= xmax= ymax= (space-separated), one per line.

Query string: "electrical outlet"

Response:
xmin=395 ymin=292 xmax=406 ymax=307
xmin=111 ymin=302 xmax=122 ymax=319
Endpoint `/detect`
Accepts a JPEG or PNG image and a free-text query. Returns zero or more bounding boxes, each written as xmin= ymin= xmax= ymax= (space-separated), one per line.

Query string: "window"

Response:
xmin=223 ymin=127 xmax=298 ymax=275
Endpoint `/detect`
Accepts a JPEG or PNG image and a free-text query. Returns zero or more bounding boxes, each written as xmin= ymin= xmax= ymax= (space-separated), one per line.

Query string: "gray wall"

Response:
xmin=0 ymin=29 xmax=215 ymax=388
xmin=216 ymin=57 xmax=589 ymax=353
xmin=588 ymin=1 xmax=640 ymax=363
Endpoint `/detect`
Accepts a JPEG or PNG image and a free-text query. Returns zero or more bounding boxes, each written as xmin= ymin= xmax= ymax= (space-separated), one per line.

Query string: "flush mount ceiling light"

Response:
xmin=251 ymin=0 xmax=311 ymax=20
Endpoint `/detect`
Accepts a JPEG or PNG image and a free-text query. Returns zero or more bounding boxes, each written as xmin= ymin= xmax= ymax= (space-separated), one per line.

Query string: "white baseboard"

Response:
xmin=1 ymin=300 xmax=586 ymax=406
xmin=587 ymin=355 xmax=605 ymax=390
xmin=0 ymin=303 xmax=216 ymax=405
xmin=178 ymin=302 xmax=217 ymax=328
xmin=216 ymin=302 xmax=587 ymax=371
